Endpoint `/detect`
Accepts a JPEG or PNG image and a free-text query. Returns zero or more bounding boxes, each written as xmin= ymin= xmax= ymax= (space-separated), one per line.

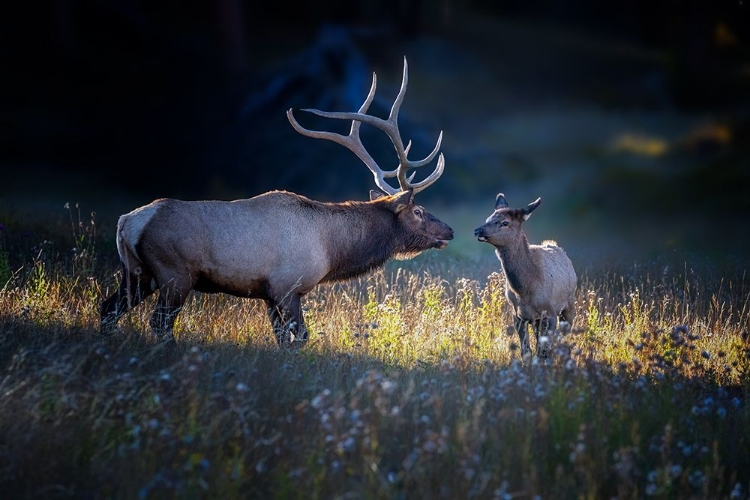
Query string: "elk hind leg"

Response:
xmin=100 ymin=265 xmax=155 ymax=334
xmin=149 ymin=277 xmax=191 ymax=339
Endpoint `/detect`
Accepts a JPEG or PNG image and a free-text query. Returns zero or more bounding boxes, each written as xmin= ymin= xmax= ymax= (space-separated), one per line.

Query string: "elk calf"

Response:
xmin=100 ymin=58 xmax=453 ymax=347
xmin=474 ymin=194 xmax=576 ymax=359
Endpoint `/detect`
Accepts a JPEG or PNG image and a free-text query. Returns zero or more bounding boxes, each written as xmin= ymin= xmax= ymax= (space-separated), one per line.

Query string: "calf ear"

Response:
xmin=495 ymin=193 xmax=509 ymax=209
xmin=522 ymin=197 xmax=542 ymax=220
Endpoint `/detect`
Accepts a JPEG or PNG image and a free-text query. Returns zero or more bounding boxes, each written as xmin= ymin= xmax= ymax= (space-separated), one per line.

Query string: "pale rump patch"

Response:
xmin=116 ymin=202 xmax=161 ymax=270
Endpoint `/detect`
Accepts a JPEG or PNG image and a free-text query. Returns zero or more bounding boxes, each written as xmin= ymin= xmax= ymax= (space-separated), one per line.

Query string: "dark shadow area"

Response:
xmin=2 ymin=0 xmax=750 ymax=273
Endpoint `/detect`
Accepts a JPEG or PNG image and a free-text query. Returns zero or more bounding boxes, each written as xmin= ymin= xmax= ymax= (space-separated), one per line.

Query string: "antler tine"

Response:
xmin=286 ymin=71 xmax=400 ymax=195
xmin=408 ymin=131 xmax=443 ymax=168
xmin=406 ymin=152 xmax=444 ymax=192
xmin=287 ymin=56 xmax=445 ymax=195
xmin=385 ymin=56 xmax=445 ymax=193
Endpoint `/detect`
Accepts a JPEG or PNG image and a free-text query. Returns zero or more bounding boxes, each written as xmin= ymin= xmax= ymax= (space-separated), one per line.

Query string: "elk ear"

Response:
xmin=370 ymin=190 xmax=387 ymax=201
xmin=495 ymin=193 xmax=509 ymax=209
xmin=522 ymin=197 xmax=542 ymax=220
xmin=391 ymin=189 xmax=414 ymax=213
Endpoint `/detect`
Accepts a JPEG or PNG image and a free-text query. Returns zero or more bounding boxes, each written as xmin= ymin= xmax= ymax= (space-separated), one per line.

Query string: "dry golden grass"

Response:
xmin=0 ymin=209 xmax=749 ymax=499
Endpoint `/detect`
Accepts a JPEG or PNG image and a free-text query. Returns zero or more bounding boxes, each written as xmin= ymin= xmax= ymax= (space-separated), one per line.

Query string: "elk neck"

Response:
xmin=494 ymin=232 xmax=540 ymax=296
xmin=319 ymin=201 xmax=401 ymax=282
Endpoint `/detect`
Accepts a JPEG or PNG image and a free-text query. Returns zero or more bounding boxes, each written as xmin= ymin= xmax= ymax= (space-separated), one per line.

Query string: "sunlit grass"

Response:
xmin=0 ymin=211 xmax=749 ymax=499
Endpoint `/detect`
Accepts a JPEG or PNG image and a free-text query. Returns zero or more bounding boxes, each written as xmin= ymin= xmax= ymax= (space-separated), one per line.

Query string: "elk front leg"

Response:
xmin=265 ymin=299 xmax=285 ymax=343
xmin=514 ymin=316 xmax=532 ymax=357
xmin=100 ymin=266 xmax=155 ymax=334
xmin=266 ymin=294 xmax=308 ymax=348
xmin=560 ymin=306 xmax=575 ymax=328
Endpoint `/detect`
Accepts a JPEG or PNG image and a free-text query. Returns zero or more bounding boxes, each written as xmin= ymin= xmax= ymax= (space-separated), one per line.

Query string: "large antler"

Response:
xmin=286 ymin=57 xmax=444 ymax=195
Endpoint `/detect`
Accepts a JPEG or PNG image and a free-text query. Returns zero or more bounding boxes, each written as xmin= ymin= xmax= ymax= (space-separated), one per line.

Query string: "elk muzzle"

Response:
xmin=432 ymin=218 xmax=454 ymax=248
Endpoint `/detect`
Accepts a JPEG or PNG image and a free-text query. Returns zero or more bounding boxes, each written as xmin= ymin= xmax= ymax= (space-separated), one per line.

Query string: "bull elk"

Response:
xmin=474 ymin=194 xmax=576 ymax=359
xmin=100 ymin=58 xmax=453 ymax=347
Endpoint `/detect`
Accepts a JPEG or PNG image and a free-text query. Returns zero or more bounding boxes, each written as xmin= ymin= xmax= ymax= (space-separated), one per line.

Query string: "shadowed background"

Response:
xmin=2 ymin=0 xmax=749 ymax=278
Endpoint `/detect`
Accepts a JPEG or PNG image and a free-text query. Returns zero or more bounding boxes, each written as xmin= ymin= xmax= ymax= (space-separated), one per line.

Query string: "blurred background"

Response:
xmin=2 ymin=0 xmax=749 ymax=279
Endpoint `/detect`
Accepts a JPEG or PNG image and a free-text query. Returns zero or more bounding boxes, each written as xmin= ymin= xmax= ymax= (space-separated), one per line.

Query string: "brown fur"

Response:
xmin=475 ymin=194 xmax=576 ymax=359
xmin=100 ymin=189 xmax=453 ymax=346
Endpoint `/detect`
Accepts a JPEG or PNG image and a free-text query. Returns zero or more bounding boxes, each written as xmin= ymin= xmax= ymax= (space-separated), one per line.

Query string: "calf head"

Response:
xmin=474 ymin=193 xmax=541 ymax=247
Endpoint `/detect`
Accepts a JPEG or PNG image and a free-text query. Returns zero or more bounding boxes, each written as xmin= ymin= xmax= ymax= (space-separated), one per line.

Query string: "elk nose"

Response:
xmin=474 ymin=227 xmax=484 ymax=238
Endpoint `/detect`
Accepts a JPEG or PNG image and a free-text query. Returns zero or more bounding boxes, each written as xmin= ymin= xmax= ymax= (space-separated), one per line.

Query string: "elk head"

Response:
xmin=370 ymin=188 xmax=452 ymax=258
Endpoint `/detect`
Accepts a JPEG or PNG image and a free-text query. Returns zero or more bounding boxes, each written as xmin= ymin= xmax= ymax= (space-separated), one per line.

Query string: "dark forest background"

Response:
xmin=2 ymin=0 xmax=749 ymax=272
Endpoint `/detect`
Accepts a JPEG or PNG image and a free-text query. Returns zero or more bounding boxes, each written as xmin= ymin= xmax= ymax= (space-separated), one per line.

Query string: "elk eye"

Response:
xmin=413 ymin=209 xmax=422 ymax=217
xmin=500 ymin=220 xmax=509 ymax=227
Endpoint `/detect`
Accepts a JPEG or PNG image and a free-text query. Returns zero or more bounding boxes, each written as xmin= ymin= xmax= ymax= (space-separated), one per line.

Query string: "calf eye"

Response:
xmin=501 ymin=221 xmax=509 ymax=227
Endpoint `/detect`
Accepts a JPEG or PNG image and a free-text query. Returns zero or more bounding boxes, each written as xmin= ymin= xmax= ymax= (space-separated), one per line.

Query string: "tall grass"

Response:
xmin=0 ymin=207 xmax=748 ymax=499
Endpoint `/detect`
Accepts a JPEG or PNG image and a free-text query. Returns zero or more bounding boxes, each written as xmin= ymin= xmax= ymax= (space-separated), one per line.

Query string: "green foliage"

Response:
xmin=363 ymin=288 xmax=406 ymax=364
xmin=421 ymin=282 xmax=445 ymax=320
xmin=28 ymin=260 xmax=50 ymax=303
xmin=620 ymin=288 xmax=650 ymax=337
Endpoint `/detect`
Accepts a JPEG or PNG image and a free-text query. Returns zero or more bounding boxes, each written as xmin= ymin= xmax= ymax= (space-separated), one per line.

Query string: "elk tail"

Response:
xmin=116 ymin=203 xmax=159 ymax=276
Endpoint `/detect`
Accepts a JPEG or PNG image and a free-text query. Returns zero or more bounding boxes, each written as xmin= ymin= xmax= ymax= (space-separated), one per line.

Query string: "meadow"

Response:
xmin=0 ymin=204 xmax=748 ymax=499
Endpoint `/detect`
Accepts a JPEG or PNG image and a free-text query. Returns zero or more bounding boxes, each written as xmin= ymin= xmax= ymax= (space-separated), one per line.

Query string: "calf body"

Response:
xmin=475 ymin=194 xmax=576 ymax=358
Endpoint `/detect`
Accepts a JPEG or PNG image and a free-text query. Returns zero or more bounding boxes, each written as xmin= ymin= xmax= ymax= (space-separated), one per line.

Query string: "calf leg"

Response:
xmin=100 ymin=265 xmax=155 ymax=333
xmin=266 ymin=294 xmax=308 ymax=348
xmin=514 ymin=316 xmax=532 ymax=357
xmin=535 ymin=316 xmax=556 ymax=359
